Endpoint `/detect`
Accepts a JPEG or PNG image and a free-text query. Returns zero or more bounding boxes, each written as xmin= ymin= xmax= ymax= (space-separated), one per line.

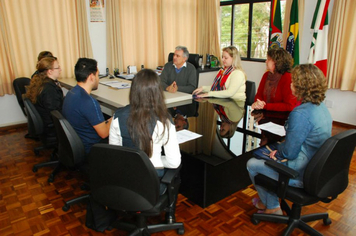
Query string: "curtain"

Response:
xmin=0 ymin=2 xmax=14 ymax=96
xmin=106 ymin=0 xmax=220 ymax=73
xmin=0 ymin=0 xmax=92 ymax=96
xmin=106 ymin=0 xmax=124 ymax=72
xmin=161 ymin=0 xmax=197 ymax=59
xmin=107 ymin=0 xmax=164 ymax=72
xmin=327 ymin=0 xmax=356 ymax=91
xmin=197 ymin=0 xmax=221 ymax=63
xmin=76 ymin=0 xmax=94 ymax=58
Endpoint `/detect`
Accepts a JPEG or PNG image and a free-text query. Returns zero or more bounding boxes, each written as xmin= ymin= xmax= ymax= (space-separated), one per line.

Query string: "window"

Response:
xmin=220 ymin=0 xmax=285 ymax=60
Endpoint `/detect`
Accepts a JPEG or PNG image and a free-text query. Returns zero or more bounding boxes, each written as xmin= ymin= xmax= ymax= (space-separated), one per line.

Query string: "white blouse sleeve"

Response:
xmin=109 ymin=116 xmax=122 ymax=146
xmin=161 ymin=122 xmax=181 ymax=168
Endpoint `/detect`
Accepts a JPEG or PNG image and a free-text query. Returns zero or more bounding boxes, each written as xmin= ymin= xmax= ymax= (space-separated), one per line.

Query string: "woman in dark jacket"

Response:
xmin=26 ymin=56 xmax=63 ymax=136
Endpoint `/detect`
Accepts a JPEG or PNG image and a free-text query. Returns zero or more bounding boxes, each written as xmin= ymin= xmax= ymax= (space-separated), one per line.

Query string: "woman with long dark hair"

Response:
xmin=109 ymin=69 xmax=181 ymax=194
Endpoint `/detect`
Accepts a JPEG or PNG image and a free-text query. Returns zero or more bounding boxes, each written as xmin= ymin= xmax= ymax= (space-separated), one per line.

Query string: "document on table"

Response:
xmin=176 ymin=129 xmax=202 ymax=144
xmin=118 ymin=74 xmax=135 ymax=80
xmin=255 ymin=122 xmax=286 ymax=136
xmin=100 ymin=81 xmax=131 ymax=89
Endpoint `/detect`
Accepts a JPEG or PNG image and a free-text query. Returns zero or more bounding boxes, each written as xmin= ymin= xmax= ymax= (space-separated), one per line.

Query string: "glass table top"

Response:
xmin=173 ymin=98 xmax=290 ymax=164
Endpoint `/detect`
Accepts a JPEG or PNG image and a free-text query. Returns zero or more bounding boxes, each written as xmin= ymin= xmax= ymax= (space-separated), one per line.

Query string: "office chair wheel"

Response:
xmin=178 ymin=228 xmax=185 ymax=235
xmin=323 ymin=218 xmax=332 ymax=225
xmin=32 ymin=166 xmax=38 ymax=172
xmin=48 ymin=175 xmax=54 ymax=183
xmin=251 ymin=218 xmax=260 ymax=225
xmin=62 ymin=204 xmax=70 ymax=212
xmin=80 ymin=183 xmax=90 ymax=191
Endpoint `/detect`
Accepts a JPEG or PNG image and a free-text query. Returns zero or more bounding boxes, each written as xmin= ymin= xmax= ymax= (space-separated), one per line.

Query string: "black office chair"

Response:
xmin=243 ymin=80 xmax=256 ymax=130
xmin=251 ymin=129 xmax=356 ymax=236
xmin=23 ymin=98 xmax=57 ymax=157
xmin=13 ymin=77 xmax=38 ymax=139
xmin=168 ymin=52 xmax=200 ymax=87
xmin=89 ymin=143 xmax=185 ymax=235
xmin=245 ymin=80 xmax=256 ymax=107
xmin=50 ymin=110 xmax=89 ymax=211
xmin=13 ymin=77 xmax=31 ymax=116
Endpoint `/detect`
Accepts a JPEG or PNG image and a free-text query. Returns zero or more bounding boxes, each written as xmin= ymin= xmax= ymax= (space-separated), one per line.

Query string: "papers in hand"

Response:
xmin=176 ymin=129 xmax=202 ymax=144
xmin=255 ymin=122 xmax=286 ymax=136
xmin=99 ymin=81 xmax=131 ymax=89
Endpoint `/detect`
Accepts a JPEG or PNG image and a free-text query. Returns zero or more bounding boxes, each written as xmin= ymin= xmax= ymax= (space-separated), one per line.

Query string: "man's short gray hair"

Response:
xmin=175 ymin=46 xmax=189 ymax=59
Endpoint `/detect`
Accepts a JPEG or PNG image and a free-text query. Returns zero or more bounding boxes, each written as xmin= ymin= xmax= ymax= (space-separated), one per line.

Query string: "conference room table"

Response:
xmin=58 ymin=76 xmax=193 ymax=111
xmin=177 ymin=98 xmax=289 ymax=208
xmin=58 ymin=76 xmax=289 ymax=208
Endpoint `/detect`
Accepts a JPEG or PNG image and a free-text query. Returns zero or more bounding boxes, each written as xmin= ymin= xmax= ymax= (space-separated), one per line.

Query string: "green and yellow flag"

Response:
xmin=270 ymin=0 xmax=283 ymax=49
xmin=286 ymin=0 xmax=299 ymax=66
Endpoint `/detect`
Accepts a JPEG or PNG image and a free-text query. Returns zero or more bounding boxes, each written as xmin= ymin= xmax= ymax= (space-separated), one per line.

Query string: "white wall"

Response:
xmin=1 ymin=0 xmax=355 ymax=127
xmin=85 ymin=0 xmax=107 ymax=73
xmin=0 ymin=95 xmax=27 ymax=127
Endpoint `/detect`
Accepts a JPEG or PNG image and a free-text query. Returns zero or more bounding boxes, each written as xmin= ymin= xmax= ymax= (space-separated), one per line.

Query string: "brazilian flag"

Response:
xmin=286 ymin=0 xmax=299 ymax=66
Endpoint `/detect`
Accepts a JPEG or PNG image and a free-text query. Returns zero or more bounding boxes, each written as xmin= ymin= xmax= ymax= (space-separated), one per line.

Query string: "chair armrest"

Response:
xmin=161 ymin=168 xmax=179 ymax=184
xmin=161 ymin=165 xmax=182 ymax=205
xmin=265 ymin=160 xmax=299 ymax=179
xmin=264 ymin=160 xmax=299 ymax=199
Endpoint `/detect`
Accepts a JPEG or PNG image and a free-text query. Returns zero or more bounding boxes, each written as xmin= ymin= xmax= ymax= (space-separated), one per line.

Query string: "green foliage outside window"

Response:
xmin=233 ymin=4 xmax=249 ymax=57
xmin=220 ymin=1 xmax=285 ymax=60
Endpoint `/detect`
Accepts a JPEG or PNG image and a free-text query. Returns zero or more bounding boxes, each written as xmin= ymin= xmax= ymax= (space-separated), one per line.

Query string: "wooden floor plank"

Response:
xmin=0 ymin=125 xmax=354 ymax=235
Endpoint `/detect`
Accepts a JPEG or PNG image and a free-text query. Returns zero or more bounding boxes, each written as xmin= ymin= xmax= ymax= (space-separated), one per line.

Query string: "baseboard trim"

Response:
xmin=332 ymin=121 xmax=356 ymax=130
xmin=0 ymin=123 xmax=27 ymax=133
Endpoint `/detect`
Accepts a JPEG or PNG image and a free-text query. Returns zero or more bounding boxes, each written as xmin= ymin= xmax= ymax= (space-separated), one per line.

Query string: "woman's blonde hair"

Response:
xmin=220 ymin=121 xmax=239 ymax=139
xmin=26 ymin=57 xmax=57 ymax=104
xmin=291 ymin=64 xmax=327 ymax=105
xmin=222 ymin=46 xmax=246 ymax=79
xmin=223 ymin=46 xmax=242 ymax=70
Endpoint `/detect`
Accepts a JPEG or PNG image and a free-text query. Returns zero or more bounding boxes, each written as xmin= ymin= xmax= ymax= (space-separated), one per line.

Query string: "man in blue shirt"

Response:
xmin=62 ymin=58 xmax=112 ymax=154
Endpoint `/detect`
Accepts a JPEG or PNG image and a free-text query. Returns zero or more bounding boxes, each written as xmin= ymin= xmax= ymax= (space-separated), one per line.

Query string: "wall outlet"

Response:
xmin=325 ymin=100 xmax=334 ymax=108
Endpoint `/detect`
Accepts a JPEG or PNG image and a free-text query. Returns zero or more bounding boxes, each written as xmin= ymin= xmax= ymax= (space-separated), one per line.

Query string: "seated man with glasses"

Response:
xmin=25 ymin=56 xmax=64 ymax=136
xmin=31 ymin=51 xmax=54 ymax=78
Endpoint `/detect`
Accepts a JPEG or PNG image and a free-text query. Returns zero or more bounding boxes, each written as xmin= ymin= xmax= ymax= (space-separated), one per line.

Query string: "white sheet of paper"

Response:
xmin=99 ymin=81 xmax=130 ymax=89
xmin=256 ymin=122 xmax=286 ymax=136
xmin=118 ymin=74 xmax=135 ymax=80
xmin=176 ymin=129 xmax=202 ymax=144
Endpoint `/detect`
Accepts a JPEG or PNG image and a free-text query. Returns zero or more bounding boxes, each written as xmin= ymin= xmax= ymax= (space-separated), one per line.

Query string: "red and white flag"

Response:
xmin=308 ymin=0 xmax=330 ymax=76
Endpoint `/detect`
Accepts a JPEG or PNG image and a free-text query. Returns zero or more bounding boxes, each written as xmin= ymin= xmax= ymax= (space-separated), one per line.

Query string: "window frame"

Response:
xmin=220 ymin=0 xmax=272 ymax=62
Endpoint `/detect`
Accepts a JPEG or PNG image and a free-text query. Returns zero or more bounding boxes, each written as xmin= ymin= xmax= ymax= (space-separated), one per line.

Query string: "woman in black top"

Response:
xmin=26 ymin=56 xmax=63 ymax=136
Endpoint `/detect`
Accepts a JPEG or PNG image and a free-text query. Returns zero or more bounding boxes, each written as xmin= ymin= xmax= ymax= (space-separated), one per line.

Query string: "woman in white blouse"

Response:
xmin=109 ymin=69 xmax=181 ymax=194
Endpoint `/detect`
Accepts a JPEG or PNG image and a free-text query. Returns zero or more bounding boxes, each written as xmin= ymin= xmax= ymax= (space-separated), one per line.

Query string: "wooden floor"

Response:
xmin=0 ymin=124 xmax=355 ymax=236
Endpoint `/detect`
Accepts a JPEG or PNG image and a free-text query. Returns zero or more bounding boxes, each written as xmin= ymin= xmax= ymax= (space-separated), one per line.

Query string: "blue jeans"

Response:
xmin=156 ymin=169 xmax=167 ymax=195
xmin=247 ymin=157 xmax=303 ymax=209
